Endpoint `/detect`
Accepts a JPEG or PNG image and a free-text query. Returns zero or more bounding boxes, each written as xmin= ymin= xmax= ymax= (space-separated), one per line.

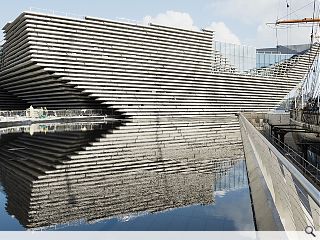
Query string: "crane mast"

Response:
xmin=276 ymin=18 xmax=320 ymax=25
xmin=273 ymin=15 xmax=320 ymax=114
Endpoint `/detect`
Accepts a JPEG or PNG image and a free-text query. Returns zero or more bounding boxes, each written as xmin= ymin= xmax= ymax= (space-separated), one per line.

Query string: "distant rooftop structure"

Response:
xmin=255 ymin=43 xmax=313 ymax=69
xmin=257 ymin=44 xmax=311 ymax=54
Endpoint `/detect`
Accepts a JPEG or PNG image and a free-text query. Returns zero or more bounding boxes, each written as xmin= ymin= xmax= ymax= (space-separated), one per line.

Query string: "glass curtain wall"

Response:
xmin=214 ymin=41 xmax=256 ymax=72
xmin=256 ymin=52 xmax=293 ymax=69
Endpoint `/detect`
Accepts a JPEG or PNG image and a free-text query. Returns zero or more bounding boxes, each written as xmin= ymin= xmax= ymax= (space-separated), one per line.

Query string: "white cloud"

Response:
xmin=142 ymin=10 xmax=198 ymax=31
xmin=207 ymin=22 xmax=241 ymax=45
xmin=211 ymin=0 xmax=278 ymax=25
xmin=142 ymin=11 xmax=241 ymax=45
xmin=255 ymin=23 xmax=314 ymax=48
xmin=210 ymin=0 xmax=316 ymax=47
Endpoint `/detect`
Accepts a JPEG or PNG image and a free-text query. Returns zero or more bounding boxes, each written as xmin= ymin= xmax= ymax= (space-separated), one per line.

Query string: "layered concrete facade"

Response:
xmin=0 ymin=117 xmax=243 ymax=229
xmin=0 ymin=12 xmax=319 ymax=118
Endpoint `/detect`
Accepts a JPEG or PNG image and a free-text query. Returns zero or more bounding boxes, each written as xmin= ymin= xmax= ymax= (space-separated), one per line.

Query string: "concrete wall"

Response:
xmin=239 ymin=113 xmax=320 ymax=232
xmin=0 ymin=12 xmax=319 ymax=117
xmin=240 ymin=113 xmax=284 ymax=231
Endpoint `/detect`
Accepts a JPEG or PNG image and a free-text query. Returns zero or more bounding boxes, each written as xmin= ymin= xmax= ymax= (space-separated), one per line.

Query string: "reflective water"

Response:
xmin=0 ymin=118 xmax=255 ymax=231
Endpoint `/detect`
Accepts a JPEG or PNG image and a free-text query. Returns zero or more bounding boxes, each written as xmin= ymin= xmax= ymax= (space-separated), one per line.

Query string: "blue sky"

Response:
xmin=0 ymin=0 xmax=317 ymax=47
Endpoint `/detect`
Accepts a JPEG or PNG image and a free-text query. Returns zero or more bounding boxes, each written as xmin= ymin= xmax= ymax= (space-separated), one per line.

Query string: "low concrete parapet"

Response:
xmin=239 ymin=113 xmax=320 ymax=232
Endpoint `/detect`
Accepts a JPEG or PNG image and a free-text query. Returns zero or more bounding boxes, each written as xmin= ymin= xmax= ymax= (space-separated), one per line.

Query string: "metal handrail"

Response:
xmin=0 ymin=109 xmax=106 ymax=118
xmin=28 ymin=7 xmax=85 ymax=20
xmin=239 ymin=113 xmax=320 ymax=206
xmin=268 ymin=134 xmax=320 ymax=185
xmin=262 ymin=124 xmax=320 ymax=185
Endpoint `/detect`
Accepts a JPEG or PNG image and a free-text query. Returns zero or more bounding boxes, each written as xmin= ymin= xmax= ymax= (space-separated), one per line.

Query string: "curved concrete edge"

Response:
xmin=240 ymin=117 xmax=285 ymax=231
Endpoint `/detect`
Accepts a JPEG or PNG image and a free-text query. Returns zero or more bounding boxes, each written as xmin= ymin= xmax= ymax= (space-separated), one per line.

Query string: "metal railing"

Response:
xmin=239 ymin=113 xmax=320 ymax=232
xmin=261 ymin=124 xmax=320 ymax=187
xmin=27 ymin=7 xmax=145 ymax=26
xmin=0 ymin=110 xmax=27 ymax=118
xmin=0 ymin=109 xmax=106 ymax=119
xmin=45 ymin=109 xmax=105 ymax=117
xmin=268 ymin=133 xmax=320 ymax=187
xmin=28 ymin=7 xmax=86 ymax=20
xmin=0 ymin=122 xmax=109 ymax=135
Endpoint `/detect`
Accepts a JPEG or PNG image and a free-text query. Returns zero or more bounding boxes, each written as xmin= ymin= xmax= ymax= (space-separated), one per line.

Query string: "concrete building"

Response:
xmin=0 ymin=118 xmax=243 ymax=229
xmin=0 ymin=11 xmax=319 ymax=232
xmin=0 ymin=11 xmax=319 ymax=118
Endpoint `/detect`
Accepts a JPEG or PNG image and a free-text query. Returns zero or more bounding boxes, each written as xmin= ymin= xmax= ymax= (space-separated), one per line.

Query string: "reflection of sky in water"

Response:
xmin=0 ymin=119 xmax=254 ymax=231
xmin=0 ymin=192 xmax=24 ymax=230
xmin=0 ymin=160 xmax=255 ymax=231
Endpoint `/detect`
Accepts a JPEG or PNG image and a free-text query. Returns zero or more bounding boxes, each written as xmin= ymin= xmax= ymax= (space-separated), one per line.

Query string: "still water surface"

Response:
xmin=0 ymin=119 xmax=255 ymax=231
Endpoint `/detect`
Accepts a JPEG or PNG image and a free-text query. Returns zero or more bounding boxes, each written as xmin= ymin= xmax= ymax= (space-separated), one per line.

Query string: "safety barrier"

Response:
xmin=0 ymin=109 xmax=106 ymax=119
xmin=239 ymin=113 xmax=319 ymax=232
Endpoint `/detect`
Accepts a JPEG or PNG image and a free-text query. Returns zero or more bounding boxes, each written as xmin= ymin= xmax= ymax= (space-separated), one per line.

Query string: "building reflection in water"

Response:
xmin=0 ymin=116 xmax=248 ymax=230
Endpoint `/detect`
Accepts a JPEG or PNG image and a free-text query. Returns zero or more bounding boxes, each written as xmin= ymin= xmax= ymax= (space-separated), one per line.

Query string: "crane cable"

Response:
xmin=285 ymin=0 xmax=290 ymax=110
xmin=311 ymin=0 xmax=316 ymax=43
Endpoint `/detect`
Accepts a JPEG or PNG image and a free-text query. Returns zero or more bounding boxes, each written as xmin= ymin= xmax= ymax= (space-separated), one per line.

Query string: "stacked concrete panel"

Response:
xmin=0 ymin=88 xmax=28 ymax=110
xmin=0 ymin=43 xmax=28 ymax=110
xmin=1 ymin=11 xmax=319 ymax=117
xmin=0 ymin=16 xmax=114 ymax=113
xmin=0 ymin=117 xmax=243 ymax=229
